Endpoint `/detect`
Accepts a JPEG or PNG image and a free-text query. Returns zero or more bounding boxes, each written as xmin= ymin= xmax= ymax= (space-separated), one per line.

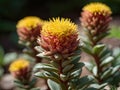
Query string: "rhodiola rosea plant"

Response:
xmin=34 ymin=18 xmax=94 ymax=90
xmin=7 ymin=2 xmax=120 ymax=90
xmin=80 ymin=2 xmax=120 ymax=89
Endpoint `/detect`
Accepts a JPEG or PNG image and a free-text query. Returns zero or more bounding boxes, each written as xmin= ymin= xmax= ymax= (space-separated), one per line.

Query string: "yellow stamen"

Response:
xmin=41 ymin=17 xmax=77 ymax=39
xmin=83 ymin=2 xmax=112 ymax=14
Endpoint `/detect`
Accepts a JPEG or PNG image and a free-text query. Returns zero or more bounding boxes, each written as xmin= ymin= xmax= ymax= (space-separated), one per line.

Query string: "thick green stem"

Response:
xmin=93 ymin=54 xmax=102 ymax=84
xmin=58 ymin=59 xmax=69 ymax=90
xmin=91 ymin=36 xmax=103 ymax=84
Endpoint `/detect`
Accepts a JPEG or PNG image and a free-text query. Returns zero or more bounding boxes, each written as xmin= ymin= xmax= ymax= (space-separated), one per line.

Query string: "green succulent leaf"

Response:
xmin=47 ymin=79 xmax=61 ymax=90
xmin=85 ymin=87 xmax=98 ymax=90
xmin=68 ymin=63 xmax=84 ymax=77
xmin=112 ymin=47 xmax=120 ymax=57
xmin=100 ymin=56 xmax=114 ymax=67
xmin=62 ymin=60 xmax=71 ymax=68
xmin=101 ymin=67 xmax=113 ymax=79
xmin=111 ymin=65 xmax=120 ymax=75
xmin=92 ymin=66 xmax=97 ymax=76
xmin=34 ymin=46 xmax=44 ymax=53
xmin=75 ymin=75 xmax=94 ymax=89
xmin=72 ymin=47 xmax=81 ymax=55
xmin=82 ymin=45 xmax=93 ymax=55
xmin=70 ymin=69 xmax=82 ymax=79
xmin=96 ymin=32 xmax=109 ymax=42
xmin=112 ymin=47 xmax=120 ymax=66
xmin=34 ymin=71 xmax=60 ymax=84
xmin=14 ymin=79 xmax=25 ymax=88
xmin=62 ymin=64 xmax=74 ymax=73
xmin=92 ymin=44 xmax=105 ymax=55
xmin=89 ymin=83 xmax=107 ymax=90
xmin=84 ymin=62 xmax=94 ymax=72
xmin=50 ymin=61 xmax=59 ymax=68
xmin=36 ymin=52 xmax=52 ymax=61
xmin=99 ymin=47 xmax=111 ymax=59
xmin=109 ymin=71 xmax=120 ymax=86
xmin=3 ymin=52 xmax=18 ymax=65
xmin=33 ymin=63 xmax=58 ymax=73
xmin=19 ymin=53 xmax=35 ymax=62
xmin=70 ymin=55 xmax=81 ymax=64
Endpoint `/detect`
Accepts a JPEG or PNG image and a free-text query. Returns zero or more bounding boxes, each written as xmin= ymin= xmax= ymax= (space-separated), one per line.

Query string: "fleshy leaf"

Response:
xmin=75 ymin=75 xmax=94 ymax=89
xmin=100 ymin=56 xmax=114 ymax=66
xmin=92 ymin=66 xmax=97 ymax=76
xmin=92 ymin=44 xmax=105 ymax=55
xmin=101 ymin=68 xmax=112 ymax=79
xmin=34 ymin=46 xmax=44 ymax=53
xmin=84 ymin=62 xmax=94 ymax=72
xmin=3 ymin=52 xmax=18 ymax=65
xmin=47 ymin=79 xmax=61 ymax=90
xmin=34 ymin=71 xmax=60 ymax=84
xmin=33 ymin=63 xmax=58 ymax=73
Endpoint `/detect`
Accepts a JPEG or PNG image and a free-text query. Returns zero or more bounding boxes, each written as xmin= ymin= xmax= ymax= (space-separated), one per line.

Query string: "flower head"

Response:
xmin=17 ymin=16 xmax=43 ymax=42
xmin=83 ymin=2 xmax=112 ymax=15
xmin=80 ymin=2 xmax=112 ymax=35
xmin=38 ymin=17 xmax=79 ymax=54
xmin=9 ymin=59 xmax=30 ymax=79
xmin=41 ymin=18 xmax=77 ymax=39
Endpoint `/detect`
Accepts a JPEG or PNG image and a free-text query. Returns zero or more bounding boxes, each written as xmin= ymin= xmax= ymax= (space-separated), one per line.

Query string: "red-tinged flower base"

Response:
xmin=17 ymin=25 xmax=42 ymax=42
xmin=38 ymin=34 xmax=79 ymax=54
xmin=11 ymin=66 xmax=30 ymax=81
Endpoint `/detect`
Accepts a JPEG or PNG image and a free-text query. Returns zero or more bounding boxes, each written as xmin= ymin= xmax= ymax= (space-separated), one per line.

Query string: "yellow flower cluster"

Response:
xmin=9 ymin=59 xmax=29 ymax=72
xmin=17 ymin=16 xmax=43 ymax=30
xmin=83 ymin=2 xmax=112 ymax=15
xmin=41 ymin=18 xmax=77 ymax=39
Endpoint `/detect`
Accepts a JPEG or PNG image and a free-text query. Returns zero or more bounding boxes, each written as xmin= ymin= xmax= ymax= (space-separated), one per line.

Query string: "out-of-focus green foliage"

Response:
xmin=109 ymin=26 xmax=120 ymax=39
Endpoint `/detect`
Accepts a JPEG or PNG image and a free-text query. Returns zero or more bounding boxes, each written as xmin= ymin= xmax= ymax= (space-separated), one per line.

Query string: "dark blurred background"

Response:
xmin=0 ymin=0 xmax=120 ymax=52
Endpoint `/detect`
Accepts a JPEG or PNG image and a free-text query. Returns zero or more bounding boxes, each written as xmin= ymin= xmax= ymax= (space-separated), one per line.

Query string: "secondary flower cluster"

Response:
xmin=80 ymin=2 xmax=112 ymax=35
xmin=17 ymin=16 xmax=43 ymax=42
xmin=9 ymin=59 xmax=30 ymax=80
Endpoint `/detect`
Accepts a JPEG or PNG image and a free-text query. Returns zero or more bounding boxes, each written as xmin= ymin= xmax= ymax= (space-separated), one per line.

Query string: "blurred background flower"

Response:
xmin=80 ymin=2 xmax=112 ymax=35
xmin=9 ymin=58 xmax=30 ymax=80
xmin=17 ymin=16 xmax=43 ymax=43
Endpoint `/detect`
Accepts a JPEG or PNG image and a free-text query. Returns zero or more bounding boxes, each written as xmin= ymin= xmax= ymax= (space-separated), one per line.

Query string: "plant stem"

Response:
xmin=58 ymin=59 xmax=69 ymax=90
xmin=93 ymin=54 xmax=102 ymax=84
xmin=91 ymin=36 xmax=103 ymax=84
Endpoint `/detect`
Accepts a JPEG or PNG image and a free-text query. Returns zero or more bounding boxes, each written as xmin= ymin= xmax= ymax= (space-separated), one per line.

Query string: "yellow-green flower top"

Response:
xmin=17 ymin=16 xmax=43 ymax=30
xmin=9 ymin=59 xmax=29 ymax=72
xmin=41 ymin=17 xmax=77 ymax=39
xmin=83 ymin=2 xmax=112 ymax=15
